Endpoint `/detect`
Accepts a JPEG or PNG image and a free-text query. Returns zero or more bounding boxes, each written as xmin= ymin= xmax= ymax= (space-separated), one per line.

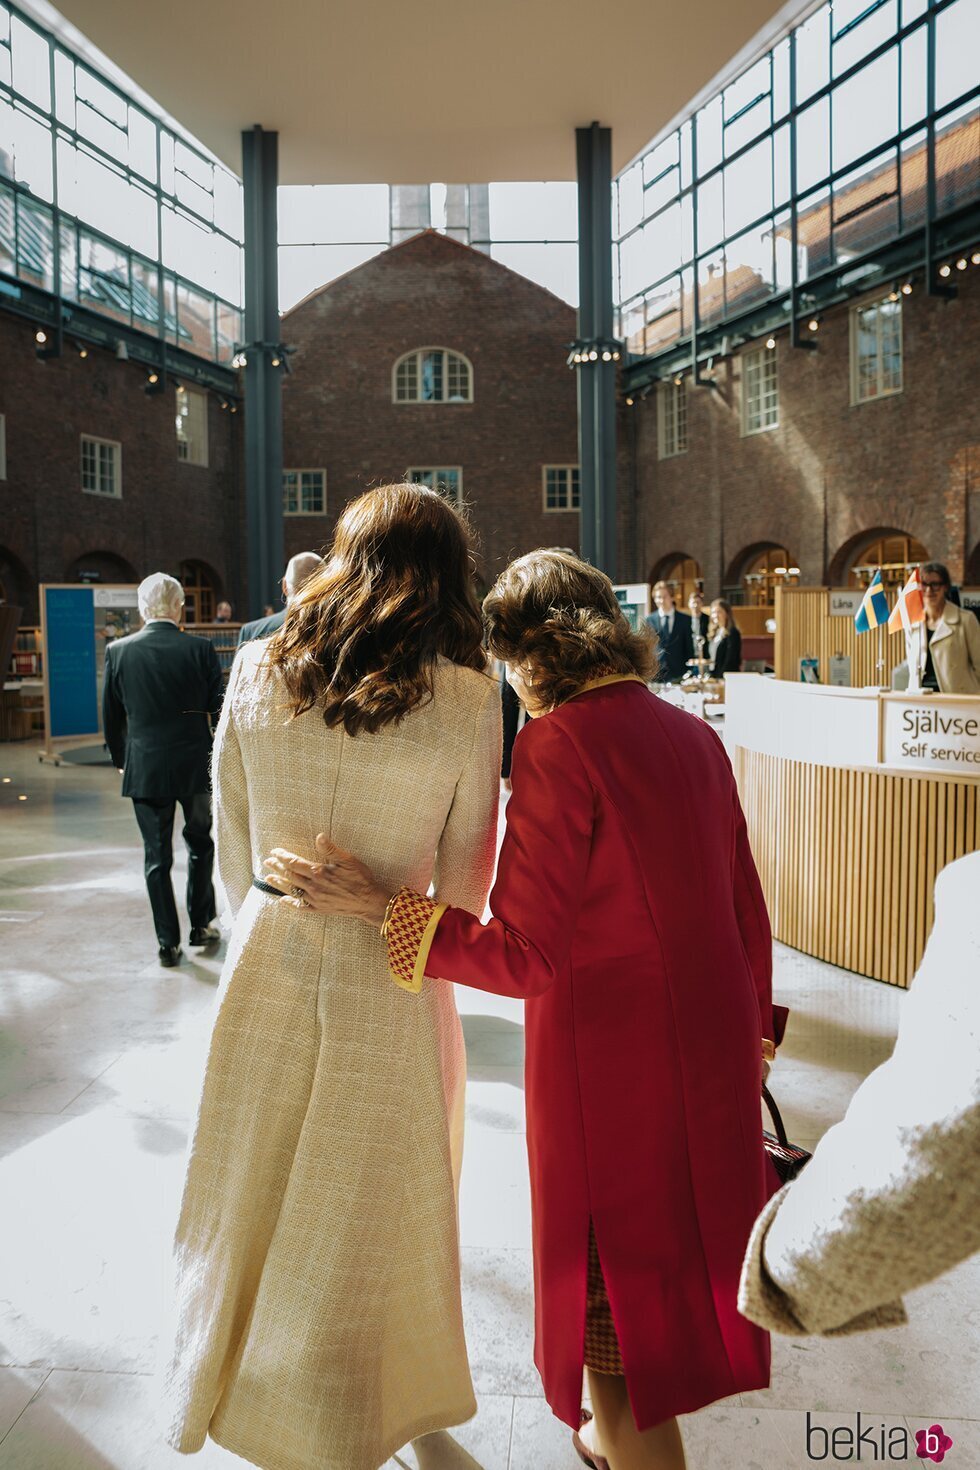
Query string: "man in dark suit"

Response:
xmin=103 ymin=573 xmax=224 ymax=967
xmin=238 ymin=551 xmax=325 ymax=645
xmin=646 ymin=579 xmax=694 ymax=682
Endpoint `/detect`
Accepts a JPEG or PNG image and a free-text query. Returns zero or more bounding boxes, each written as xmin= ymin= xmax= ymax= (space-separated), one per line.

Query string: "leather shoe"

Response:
xmin=572 ymin=1410 xmax=610 ymax=1470
xmin=189 ymin=925 xmax=220 ymax=947
xmin=158 ymin=945 xmax=182 ymax=967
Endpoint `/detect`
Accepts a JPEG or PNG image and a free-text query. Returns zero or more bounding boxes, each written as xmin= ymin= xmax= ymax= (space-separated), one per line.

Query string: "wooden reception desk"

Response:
xmin=725 ymin=675 xmax=980 ymax=987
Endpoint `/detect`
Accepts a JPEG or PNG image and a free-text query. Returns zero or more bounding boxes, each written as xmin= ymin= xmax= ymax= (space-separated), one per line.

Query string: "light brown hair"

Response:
xmin=483 ymin=550 xmax=657 ymax=708
xmin=267 ymin=483 xmax=487 ymax=735
xmin=710 ymin=598 xmax=739 ymax=634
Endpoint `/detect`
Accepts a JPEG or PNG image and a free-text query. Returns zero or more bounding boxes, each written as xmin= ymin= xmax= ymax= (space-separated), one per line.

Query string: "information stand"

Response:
xmin=39 ymin=584 xmax=141 ymax=763
xmin=614 ymin=583 xmax=651 ymax=632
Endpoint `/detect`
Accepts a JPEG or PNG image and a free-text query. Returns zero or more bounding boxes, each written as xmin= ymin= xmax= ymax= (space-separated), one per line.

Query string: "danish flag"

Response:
xmin=888 ymin=566 xmax=925 ymax=634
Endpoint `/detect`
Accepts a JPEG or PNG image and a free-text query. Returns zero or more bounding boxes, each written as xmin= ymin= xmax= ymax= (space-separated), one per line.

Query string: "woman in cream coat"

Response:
xmin=163 ymin=485 xmax=501 ymax=1470
xmin=739 ymin=849 xmax=980 ymax=1337
xmin=905 ymin=562 xmax=980 ymax=694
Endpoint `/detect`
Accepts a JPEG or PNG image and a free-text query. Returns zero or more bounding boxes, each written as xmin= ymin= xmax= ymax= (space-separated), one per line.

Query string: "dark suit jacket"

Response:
xmin=102 ymin=621 xmax=224 ymax=799
xmin=646 ymin=609 xmax=694 ymax=681
xmin=501 ymin=670 xmax=522 ymax=778
xmin=238 ymin=609 xmax=286 ymax=645
xmin=710 ymin=626 xmax=742 ymax=677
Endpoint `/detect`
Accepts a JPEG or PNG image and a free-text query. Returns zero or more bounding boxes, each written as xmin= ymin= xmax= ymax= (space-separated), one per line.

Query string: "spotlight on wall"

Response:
xmin=271 ymin=353 xmax=282 ymax=367
xmin=612 ymin=350 xmax=621 ymax=362
xmin=765 ymin=336 xmax=776 ymax=350
xmin=34 ymin=326 xmax=61 ymax=360
xmin=625 ymin=395 xmax=635 ymax=406
xmin=231 ymin=351 xmax=248 ymax=369
xmin=939 ymin=263 xmax=952 ymax=278
xmin=601 ymin=350 xmax=612 ymax=361
xmin=588 ymin=349 xmax=599 ymax=361
xmin=673 ymin=373 xmax=683 ymax=386
xmin=972 ymin=252 xmax=980 ymax=266
xmin=144 ymin=368 xmax=166 ymax=396
xmin=78 ymin=344 xmax=89 ymax=358
xmin=229 ymin=404 xmax=238 ymax=414
xmin=807 ymin=316 xmax=820 ymax=333
xmin=956 ymin=257 xmax=968 ymax=271
xmin=901 ymin=279 xmax=913 ymax=295
xmin=219 ymin=399 xmax=229 ymax=410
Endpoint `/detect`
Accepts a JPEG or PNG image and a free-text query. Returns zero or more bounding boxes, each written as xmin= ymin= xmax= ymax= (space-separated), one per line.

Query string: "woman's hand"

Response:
xmin=263 ymin=834 xmax=393 ymax=927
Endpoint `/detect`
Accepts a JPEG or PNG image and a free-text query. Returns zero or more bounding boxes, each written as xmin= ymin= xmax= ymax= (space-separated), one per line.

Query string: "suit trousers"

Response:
xmin=132 ymin=792 xmax=216 ymax=947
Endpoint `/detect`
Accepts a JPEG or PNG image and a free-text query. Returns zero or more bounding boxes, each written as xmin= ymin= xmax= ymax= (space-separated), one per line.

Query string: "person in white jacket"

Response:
xmin=739 ymin=849 xmax=980 ymax=1337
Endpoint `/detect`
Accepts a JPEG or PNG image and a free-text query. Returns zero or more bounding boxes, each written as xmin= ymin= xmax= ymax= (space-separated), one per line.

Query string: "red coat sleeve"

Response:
xmin=425 ymin=715 xmax=594 ymax=998
xmin=732 ymin=787 xmax=775 ymax=1048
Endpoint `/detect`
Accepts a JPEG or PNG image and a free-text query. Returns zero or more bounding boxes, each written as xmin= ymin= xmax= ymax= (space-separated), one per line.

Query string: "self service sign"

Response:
xmin=882 ymin=697 xmax=980 ymax=773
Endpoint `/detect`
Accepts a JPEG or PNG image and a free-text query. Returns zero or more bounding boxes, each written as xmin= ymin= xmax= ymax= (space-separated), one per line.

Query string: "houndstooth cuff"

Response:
xmin=383 ymin=887 xmax=448 ymax=994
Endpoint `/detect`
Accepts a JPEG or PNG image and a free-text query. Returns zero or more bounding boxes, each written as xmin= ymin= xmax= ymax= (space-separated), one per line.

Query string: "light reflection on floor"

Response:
xmin=1 ymin=741 xmax=977 ymax=1470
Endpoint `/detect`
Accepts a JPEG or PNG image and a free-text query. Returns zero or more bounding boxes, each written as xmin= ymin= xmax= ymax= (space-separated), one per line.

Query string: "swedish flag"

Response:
xmin=854 ymin=569 xmax=889 ymax=632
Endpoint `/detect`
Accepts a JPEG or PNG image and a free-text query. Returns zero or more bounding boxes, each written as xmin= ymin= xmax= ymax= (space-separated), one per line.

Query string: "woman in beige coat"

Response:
xmin=739 ymin=849 xmax=980 ymax=1337
xmin=163 ymin=485 xmax=502 ymax=1470
xmin=905 ymin=562 xmax=980 ymax=694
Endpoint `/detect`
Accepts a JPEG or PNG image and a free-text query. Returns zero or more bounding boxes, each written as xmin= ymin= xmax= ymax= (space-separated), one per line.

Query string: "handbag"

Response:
xmin=762 ymin=1084 xmax=811 ymax=1184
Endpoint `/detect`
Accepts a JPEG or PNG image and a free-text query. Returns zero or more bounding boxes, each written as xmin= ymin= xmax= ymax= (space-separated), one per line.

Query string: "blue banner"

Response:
xmin=45 ymin=587 xmax=99 ymax=739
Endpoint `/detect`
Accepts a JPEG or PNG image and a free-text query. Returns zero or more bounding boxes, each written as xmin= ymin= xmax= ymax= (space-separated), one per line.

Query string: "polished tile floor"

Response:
xmin=0 ymin=741 xmax=977 ymax=1469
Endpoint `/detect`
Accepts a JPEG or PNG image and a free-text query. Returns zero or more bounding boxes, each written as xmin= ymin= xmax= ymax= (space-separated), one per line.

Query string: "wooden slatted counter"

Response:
xmin=725 ymin=675 xmax=980 ymax=986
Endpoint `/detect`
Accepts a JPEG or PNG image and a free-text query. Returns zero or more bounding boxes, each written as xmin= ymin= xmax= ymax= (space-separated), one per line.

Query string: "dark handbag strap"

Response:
xmin=761 ymin=1084 xmax=790 ymax=1149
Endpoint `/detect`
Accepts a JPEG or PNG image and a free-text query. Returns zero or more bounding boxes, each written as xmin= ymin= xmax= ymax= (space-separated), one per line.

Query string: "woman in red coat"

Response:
xmin=265 ymin=551 xmax=778 ymax=1470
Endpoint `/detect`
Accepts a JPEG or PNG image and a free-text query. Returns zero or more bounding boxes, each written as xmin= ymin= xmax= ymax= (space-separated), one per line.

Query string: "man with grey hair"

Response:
xmin=237 ymin=551 xmax=325 ymax=645
xmin=103 ymin=573 xmax=225 ymax=967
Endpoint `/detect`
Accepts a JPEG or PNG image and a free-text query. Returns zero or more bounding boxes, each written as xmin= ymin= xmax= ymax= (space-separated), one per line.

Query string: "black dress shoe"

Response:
xmin=189 ymin=925 xmax=220 ymax=947
xmin=158 ymin=945 xmax=182 ymax=967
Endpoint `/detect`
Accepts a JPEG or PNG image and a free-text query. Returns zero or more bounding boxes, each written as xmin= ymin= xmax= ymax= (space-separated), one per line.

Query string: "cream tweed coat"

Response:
xmin=163 ymin=643 xmax=502 ymax=1470
xmin=739 ymin=850 xmax=980 ymax=1337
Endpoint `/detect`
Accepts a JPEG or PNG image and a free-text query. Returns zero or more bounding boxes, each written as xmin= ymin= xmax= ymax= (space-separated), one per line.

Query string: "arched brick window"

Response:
xmin=393 ymin=348 xmax=473 ymax=404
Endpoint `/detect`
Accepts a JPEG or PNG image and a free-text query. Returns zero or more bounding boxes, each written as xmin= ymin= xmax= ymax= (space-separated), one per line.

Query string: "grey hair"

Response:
xmin=138 ymin=572 xmax=185 ymax=621
xmin=284 ymin=551 xmax=325 ymax=598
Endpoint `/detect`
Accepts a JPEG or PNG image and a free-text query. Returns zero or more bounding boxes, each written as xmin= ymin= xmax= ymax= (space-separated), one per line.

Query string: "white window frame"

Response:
xmin=407 ymin=466 xmax=464 ymax=506
xmin=0 ymin=414 xmax=6 ymax=480
xmin=741 ymin=346 xmax=779 ymax=436
xmin=283 ymin=468 xmax=327 ymax=516
xmin=392 ymin=348 xmax=474 ymax=404
xmin=850 ymin=294 xmax=903 ymax=405
xmin=175 ymin=385 xmax=209 ymax=467
xmin=80 ymin=435 xmax=122 ymax=498
xmin=542 ymin=465 xmax=580 ymax=513
xmin=657 ymin=381 xmax=688 ymax=459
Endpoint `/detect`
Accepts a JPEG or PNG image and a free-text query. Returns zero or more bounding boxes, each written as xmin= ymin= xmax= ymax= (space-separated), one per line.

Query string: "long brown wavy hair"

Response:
xmin=483 ymin=549 xmax=657 ymax=709
xmin=267 ymin=483 xmax=487 ymax=735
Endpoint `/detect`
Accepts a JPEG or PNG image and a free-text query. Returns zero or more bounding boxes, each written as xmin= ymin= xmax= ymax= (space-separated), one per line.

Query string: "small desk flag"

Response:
xmin=854 ymin=569 xmax=889 ymax=632
xmin=887 ymin=566 xmax=925 ymax=634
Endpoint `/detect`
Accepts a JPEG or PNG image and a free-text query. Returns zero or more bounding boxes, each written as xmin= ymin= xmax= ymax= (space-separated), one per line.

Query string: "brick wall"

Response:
xmin=0 ymin=312 xmax=243 ymax=622
xmin=628 ymin=271 xmax=980 ymax=595
xmin=280 ymin=230 xmax=580 ymax=587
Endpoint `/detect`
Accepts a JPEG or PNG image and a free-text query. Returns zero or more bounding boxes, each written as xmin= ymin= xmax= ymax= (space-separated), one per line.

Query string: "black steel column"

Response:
xmin=242 ymin=125 xmax=284 ymax=618
xmin=576 ymin=123 xmax=617 ymax=578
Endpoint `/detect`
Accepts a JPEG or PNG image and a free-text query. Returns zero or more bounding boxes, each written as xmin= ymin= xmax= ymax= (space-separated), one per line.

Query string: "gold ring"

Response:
xmin=290 ymin=884 xmax=306 ymax=900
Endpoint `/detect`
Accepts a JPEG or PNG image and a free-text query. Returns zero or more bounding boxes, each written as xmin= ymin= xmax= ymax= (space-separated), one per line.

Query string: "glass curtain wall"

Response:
xmin=615 ymin=0 xmax=980 ymax=357
xmin=0 ymin=0 xmax=244 ymax=362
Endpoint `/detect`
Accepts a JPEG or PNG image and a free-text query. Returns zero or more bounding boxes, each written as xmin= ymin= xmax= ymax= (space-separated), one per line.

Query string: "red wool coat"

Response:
xmin=426 ymin=677 xmax=777 ymax=1431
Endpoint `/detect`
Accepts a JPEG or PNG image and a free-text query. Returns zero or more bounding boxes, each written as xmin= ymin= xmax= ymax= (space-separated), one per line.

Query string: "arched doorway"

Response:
xmin=649 ymin=553 xmax=703 ymax=607
xmin=179 ymin=560 xmax=222 ymax=624
xmin=65 ymin=550 xmax=138 ymax=584
xmin=829 ymin=529 xmax=929 ymax=589
xmin=723 ymin=543 xmax=798 ymax=606
xmin=0 ymin=546 xmax=32 ymax=613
